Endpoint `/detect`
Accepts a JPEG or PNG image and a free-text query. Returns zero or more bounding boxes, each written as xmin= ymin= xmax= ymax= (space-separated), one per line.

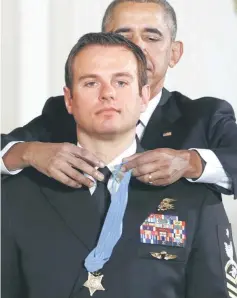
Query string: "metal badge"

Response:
xmin=83 ymin=272 xmax=105 ymax=296
xmin=163 ymin=131 xmax=172 ymax=137
xmin=150 ymin=251 xmax=177 ymax=260
xmin=157 ymin=198 xmax=176 ymax=212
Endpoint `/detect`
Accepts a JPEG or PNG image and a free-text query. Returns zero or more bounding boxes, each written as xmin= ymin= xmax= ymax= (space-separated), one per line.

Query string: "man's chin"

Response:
xmin=93 ymin=123 xmax=125 ymax=137
xmin=94 ymin=130 xmax=120 ymax=140
xmin=97 ymin=126 xmax=119 ymax=134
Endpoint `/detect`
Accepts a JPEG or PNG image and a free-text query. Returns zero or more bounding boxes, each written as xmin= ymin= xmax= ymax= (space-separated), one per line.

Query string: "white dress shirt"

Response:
xmin=1 ymin=141 xmax=23 ymax=174
xmin=0 ymin=90 xmax=232 ymax=190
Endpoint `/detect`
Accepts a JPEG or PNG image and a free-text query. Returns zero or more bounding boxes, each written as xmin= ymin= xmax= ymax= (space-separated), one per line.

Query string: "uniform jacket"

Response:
xmin=2 ymin=167 xmax=237 ymax=298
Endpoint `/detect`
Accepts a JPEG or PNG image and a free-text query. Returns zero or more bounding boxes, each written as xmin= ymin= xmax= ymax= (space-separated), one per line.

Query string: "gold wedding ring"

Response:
xmin=148 ymin=174 xmax=153 ymax=185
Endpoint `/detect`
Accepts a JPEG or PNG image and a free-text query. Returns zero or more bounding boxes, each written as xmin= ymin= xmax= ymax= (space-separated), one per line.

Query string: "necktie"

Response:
xmin=136 ymin=119 xmax=144 ymax=140
xmin=93 ymin=167 xmax=111 ymax=222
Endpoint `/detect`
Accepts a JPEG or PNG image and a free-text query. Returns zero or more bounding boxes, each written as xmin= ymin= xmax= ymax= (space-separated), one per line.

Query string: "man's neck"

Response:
xmin=77 ymin=130 xmax=136 ymax=165
xmin=150 ymin=79 xmax=164 ymax=100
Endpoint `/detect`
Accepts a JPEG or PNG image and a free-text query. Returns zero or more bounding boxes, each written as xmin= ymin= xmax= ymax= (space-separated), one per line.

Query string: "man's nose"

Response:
xmin=100 ymin=84 xmax=115 ymax=101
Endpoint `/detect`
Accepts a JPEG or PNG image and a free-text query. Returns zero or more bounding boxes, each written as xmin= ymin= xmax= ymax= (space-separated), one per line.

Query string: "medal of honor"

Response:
xmin=83 ymin=169 xmax=132 ymax=296
xmin=83 ymin=272 xmax=105 ymax=296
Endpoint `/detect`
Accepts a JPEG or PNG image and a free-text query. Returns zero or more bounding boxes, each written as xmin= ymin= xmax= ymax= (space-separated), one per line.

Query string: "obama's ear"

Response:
xmin=169 ymin=41 xmax=183 ymax=68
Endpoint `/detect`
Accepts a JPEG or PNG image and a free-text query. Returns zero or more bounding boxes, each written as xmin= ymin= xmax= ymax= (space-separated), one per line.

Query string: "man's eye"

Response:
xmin=85 ymin=82 xmax=97 ymax=87
xmin=145 ymin=35 xmax=160 ymax=42
xmin=117 ymin=81 xmax=127 ymax=87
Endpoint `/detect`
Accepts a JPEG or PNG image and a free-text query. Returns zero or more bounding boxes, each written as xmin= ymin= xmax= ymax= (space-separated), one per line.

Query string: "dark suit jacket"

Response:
xmin=2 ymin=89 xmax=237 ymax=196
xmin=2 ymin=167 xmax=236 ymax=298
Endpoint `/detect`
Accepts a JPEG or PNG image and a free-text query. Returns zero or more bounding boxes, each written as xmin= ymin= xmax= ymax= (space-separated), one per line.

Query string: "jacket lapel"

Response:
xmin=141 ymin=89 xmax=184 ymax=150
xmin=158 ymin=88 xmax=171 ymax=106
xmin=40 ymin=179 xmax=101 ymax=251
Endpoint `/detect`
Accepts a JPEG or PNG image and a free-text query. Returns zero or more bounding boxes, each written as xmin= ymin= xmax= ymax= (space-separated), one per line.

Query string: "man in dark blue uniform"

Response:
xmin=2 ymin=32 xmax=237 ymax=298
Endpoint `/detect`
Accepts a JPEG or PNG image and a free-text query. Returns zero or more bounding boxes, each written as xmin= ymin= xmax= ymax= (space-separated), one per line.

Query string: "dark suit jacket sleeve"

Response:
xmin=207 ymin=99 xmax=237 ymax=197
xmin=185 ymin=188 xmax=237 ymax=298
xmin=1 ymin=96 xmax=66 ymax=150
xmin=1 ymin=187 xmax=26 ymax=298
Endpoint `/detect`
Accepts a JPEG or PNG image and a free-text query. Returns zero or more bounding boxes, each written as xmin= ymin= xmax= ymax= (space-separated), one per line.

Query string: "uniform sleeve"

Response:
xmin=186 ymin=189 xmax=237 ymax=298
xmin=1 ymin=187 xmax=26 ymax=298
xmin=1 ymin=113 xmax=53 ymax=150
xmin=0 ymin=96 xmax=62 ymax=150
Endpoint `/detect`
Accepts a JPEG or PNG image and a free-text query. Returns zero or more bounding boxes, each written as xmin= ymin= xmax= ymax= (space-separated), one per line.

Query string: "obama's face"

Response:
xmin=105 ymin=2 xmax=183 ymax=98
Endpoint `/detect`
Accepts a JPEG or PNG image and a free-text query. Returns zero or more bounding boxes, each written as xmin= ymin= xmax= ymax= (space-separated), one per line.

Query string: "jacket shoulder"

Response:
xmin=2 ymin=168 xmax=49 ymax=206
xmin=42 ymin=95 xmax=66 ymax=116
xmin=41 ymin=95 xmax=76 ymax=142
xmin=170 ymin=91 xmax=235 ymax=118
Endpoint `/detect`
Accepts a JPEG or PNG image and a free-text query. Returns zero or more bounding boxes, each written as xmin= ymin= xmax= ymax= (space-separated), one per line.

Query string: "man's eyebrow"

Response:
xmin=113 ymin=72 xmax=134 ymax=79
xmin=114 ymin=27 xmax=163 ymax=37
xmin=78 ymin=73 xmax=133 ymax=82
xmin=143 ymin=27 xmax=163 ymax=37
xmin=114 ymin=27 xmax=132 ymax=34
xmin=78 ymin=74 xmax=98 ymax=81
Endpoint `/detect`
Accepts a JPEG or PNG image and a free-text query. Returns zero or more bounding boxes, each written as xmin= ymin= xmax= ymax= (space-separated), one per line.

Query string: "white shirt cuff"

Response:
xmin=186 ymin=148 xmax=232 ymax=190
xmin=1 ymin=141 xmax=24 ymax=175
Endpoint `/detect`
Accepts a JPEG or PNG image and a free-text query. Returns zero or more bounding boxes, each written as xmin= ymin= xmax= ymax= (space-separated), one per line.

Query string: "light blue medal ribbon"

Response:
xmin=84 ymin=165 xmax=132 ymax=273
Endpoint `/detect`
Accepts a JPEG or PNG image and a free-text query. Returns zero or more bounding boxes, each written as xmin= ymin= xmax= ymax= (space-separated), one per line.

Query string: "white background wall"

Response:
xmin=1 ymin=0 xmax=237 ymax=245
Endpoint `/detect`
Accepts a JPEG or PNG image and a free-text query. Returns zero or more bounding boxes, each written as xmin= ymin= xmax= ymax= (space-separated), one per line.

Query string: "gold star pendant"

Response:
xmin=83 ymin=272 xmax=105 ymax=296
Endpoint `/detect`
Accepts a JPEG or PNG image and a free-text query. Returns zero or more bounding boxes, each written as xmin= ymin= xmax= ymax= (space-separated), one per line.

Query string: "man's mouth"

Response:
xmin=96 ymin=107 xmax=120 ymax=115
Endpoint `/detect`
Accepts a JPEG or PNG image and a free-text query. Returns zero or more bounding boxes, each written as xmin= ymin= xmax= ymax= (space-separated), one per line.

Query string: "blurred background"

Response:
xmin=1 ymin=0 xmax=237 ymax=245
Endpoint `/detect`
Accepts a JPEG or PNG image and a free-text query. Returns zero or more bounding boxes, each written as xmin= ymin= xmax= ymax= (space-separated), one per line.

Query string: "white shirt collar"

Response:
xmin=77 ymin=139 xmax=137 ymax=194
xmin=77 ymin=139 xmax=137 ymax=170
xmin=106 ymin=139 xmax=137 ymax=173
xmin=139 ymin=91 xmax=162 ymax=127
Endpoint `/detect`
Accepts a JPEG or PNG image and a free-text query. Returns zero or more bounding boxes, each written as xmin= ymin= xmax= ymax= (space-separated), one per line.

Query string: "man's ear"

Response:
xmin=140 ymin=84 xmax=150 ymax=112
xmin=63 ymin=86 xmax=73 ymax=114
xmin=169 ymin=41 xmax=183 ymax=68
